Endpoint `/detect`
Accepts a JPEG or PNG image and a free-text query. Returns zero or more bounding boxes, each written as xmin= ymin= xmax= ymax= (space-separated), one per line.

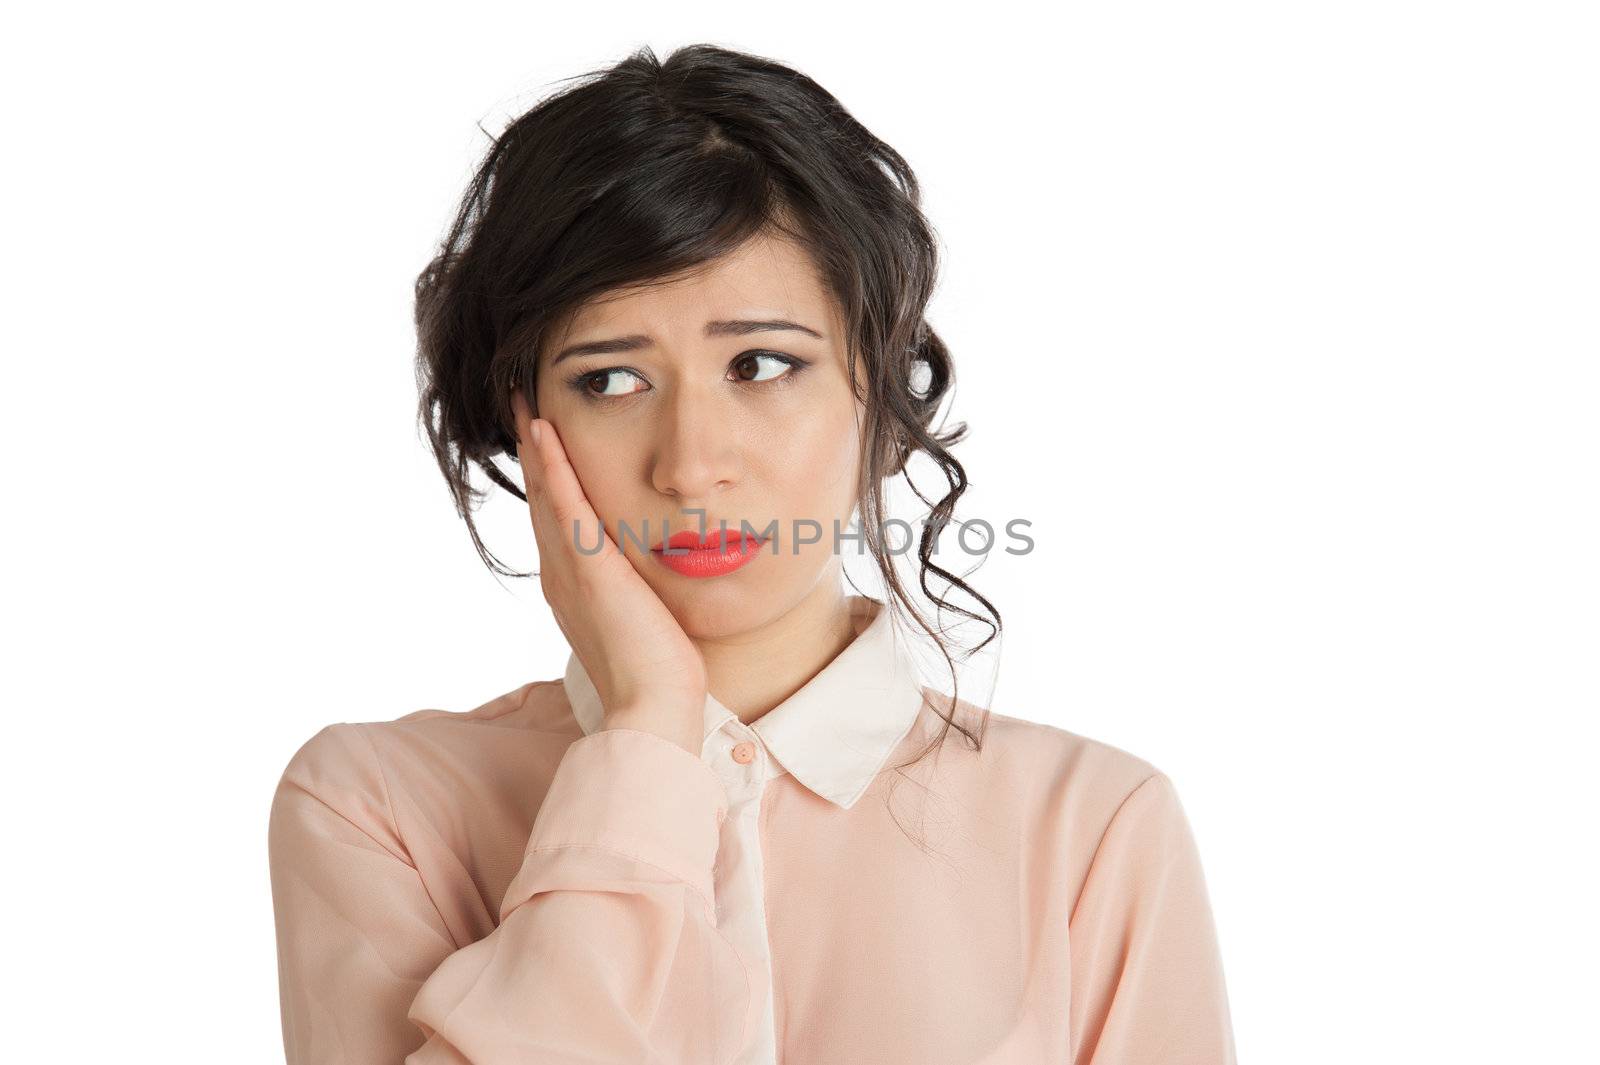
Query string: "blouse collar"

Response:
xmin=561 ymin=595 xmax=928 ymax=810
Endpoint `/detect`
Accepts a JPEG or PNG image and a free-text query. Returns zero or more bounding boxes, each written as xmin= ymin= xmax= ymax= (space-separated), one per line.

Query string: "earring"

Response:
xmin=908 ymin=358 xmax=933 ymax=399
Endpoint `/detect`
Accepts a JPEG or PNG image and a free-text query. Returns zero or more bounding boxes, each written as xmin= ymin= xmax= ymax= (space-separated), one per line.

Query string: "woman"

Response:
xmin=268 ymin=43 xmax=1237 ymax=1064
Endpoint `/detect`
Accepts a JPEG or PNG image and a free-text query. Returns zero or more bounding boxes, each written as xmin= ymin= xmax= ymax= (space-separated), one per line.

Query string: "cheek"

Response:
xmin=761 ymin=405 xmax=862 ymax=518
xmin=558 ymin=424 xmax=635 ymax=522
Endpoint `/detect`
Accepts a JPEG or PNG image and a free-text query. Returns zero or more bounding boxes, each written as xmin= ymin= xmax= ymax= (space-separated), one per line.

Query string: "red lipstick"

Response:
xmin=650 ymin=527 xmax=767 ymax=579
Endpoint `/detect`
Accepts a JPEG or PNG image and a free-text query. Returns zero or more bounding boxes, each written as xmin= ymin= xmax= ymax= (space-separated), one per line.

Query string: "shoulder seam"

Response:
xmin=351 ymin=722 xmax=460 ymax=950
xmin=276 ymin=772 xmax=413 ymax=867
xmin=1067 ymin=771 xmax=1167 ymax=927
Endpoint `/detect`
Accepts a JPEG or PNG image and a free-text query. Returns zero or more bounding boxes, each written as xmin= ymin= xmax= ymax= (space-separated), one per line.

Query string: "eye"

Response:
xmin=730 ymin=351 xmax=806 ymax=385
xmin=574 ymin=368 xmax=648 ymax=398
xmin=566 ymin=351 xmax=810 ymax=404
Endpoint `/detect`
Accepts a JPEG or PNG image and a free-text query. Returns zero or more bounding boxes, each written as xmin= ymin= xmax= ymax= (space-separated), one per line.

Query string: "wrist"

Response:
xmin=602 ymin=705 xmax=703 ymax=756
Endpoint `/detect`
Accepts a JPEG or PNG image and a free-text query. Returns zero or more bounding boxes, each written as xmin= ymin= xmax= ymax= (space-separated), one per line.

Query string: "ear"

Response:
xmin=510 ymin=387 xmax=534 ymax=439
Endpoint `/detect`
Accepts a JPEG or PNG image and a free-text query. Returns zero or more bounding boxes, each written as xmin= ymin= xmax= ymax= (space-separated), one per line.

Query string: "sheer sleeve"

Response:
xmin=267 ymin=722 xmax=750 ymax=1064
xmin=1067 ymin=772 xmax=1237 ymax=1065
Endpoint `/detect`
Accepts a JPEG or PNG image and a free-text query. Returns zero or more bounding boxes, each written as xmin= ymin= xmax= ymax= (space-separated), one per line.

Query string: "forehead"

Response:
xmin=556 ymin=232 xmax=840 ymax=344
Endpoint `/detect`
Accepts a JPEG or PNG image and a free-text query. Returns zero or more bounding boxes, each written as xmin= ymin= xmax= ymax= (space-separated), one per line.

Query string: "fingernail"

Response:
xmin=530 ymin=420 xmax=543 ymax=448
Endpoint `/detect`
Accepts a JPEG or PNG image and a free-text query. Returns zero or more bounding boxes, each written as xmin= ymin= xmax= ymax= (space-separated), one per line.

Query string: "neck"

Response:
xmin=694 ymin=581 xmax=875 ymax=727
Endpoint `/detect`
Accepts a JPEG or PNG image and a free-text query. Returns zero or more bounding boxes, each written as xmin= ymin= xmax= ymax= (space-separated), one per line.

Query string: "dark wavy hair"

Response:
xmin=413 ymin=42 xmax=1000 ymax=773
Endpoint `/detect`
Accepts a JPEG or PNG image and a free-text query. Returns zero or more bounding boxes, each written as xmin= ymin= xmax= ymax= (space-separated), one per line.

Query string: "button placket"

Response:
xmin=716 ymin=731 xmax=765 ymax=807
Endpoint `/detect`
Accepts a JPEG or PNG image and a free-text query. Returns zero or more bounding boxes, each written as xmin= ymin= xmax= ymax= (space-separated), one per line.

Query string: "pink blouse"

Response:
xmin=268 ymin=598 xmax=1236 ymax=1063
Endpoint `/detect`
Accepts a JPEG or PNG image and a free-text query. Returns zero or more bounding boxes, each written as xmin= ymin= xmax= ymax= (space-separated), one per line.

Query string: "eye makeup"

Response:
xmin=564 ymin=350 xmax=813 ymax=402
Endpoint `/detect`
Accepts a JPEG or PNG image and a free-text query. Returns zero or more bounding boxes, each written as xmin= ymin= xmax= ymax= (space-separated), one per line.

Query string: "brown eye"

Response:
xmin=731 ymin=352 xmax=799 ymax=384
xmin=583 ymin=369 xmax=648 ymax=397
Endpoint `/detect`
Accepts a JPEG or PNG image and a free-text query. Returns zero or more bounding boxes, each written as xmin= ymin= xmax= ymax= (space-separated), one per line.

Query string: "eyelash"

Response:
xmin=564 ymin=351 xmax=811 ymax=402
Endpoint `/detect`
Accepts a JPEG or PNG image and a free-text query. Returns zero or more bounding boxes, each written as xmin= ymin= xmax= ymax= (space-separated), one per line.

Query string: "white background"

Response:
xmin=5 ymin=3 xmax=1596 ymax=1060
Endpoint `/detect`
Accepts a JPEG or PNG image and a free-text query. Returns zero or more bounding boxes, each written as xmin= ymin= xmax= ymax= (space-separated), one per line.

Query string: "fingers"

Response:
xmin=517 ymin=416 xmax=612 ymax=564
xmin=513 ymin=417 xmax=555 ymax=565
xmin=525 ymin=419 xmax=586 ymax=528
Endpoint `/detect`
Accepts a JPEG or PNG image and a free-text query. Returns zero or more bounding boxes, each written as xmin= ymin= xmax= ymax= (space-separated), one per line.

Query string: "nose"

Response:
xmin=649 ymin=384 xmax=742 ymax=501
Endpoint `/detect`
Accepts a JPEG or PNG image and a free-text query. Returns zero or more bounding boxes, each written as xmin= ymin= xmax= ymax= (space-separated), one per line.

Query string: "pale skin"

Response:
xmin=510 ymin=229 xmax=874 ymax=755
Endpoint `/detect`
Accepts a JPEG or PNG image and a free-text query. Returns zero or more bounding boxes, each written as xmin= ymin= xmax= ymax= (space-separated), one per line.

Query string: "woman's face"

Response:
xmin=530 ymin=231 xmax=866 ymax=640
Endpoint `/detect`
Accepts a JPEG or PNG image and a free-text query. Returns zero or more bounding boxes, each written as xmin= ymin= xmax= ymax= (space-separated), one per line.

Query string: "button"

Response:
xmin=730 ymin=740 xmax=756 ymax=765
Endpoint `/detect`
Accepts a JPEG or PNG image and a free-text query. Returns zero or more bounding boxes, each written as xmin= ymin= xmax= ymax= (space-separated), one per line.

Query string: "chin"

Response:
xmin=648 ymin=562 xmax=824 ymax=641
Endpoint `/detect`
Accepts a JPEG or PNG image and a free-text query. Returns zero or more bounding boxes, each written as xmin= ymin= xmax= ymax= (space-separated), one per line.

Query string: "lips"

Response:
xmin=649 ymin=525 xmax=769 ymax=578
xmin=651 ymin=527 xmax=765 ymax=553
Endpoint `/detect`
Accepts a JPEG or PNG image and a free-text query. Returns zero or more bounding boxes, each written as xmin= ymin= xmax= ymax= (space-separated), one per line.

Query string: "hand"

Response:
xmin=511 ymin=391 xmax=708 ymax=755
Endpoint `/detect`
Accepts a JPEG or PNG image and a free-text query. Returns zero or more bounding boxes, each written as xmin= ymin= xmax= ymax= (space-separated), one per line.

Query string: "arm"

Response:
xmin=1067 ymin=772 xmax=1237 ymax=1065
xmin=267 ymin=722 xmax=749 ymax=1064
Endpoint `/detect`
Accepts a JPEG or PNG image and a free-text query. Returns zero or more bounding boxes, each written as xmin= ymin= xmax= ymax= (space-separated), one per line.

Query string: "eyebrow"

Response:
xmin=549 ymin=318 xmax=825 ymax=366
